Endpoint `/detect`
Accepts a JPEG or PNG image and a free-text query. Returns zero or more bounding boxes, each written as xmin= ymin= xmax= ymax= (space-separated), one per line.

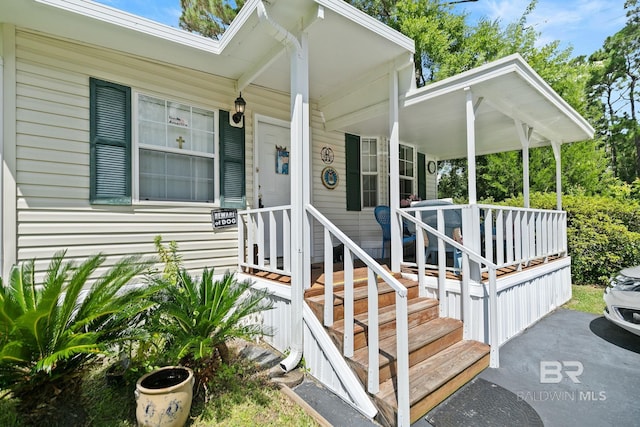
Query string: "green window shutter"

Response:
xmin=89 ymin=78 xmax=131 ymax=205
xmin=345 ymin=133 xmax=361 ymax=211
xmin=219 ymin=110 xmax=246 ymax=208
xmin=418 ymin=152 xmax=427 ymax=200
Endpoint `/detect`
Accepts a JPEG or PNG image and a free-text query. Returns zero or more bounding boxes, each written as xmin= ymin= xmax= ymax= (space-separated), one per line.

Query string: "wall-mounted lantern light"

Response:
xmin=232 ymin=93 xmax=246 ymax=124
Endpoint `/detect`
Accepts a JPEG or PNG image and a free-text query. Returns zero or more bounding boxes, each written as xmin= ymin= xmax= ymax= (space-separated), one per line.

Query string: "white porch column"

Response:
xmin=552 ymin=141 xmax=562 ymax=210
xmin=389 ymin=68 xmax=402 ymax=271
xmin=288 ymin=32 xmax=309 ymax=364
xmin=465 ymin=87 xmax=477 ymax=204
xmin=515 ymin=119 xmax=531 ymax=208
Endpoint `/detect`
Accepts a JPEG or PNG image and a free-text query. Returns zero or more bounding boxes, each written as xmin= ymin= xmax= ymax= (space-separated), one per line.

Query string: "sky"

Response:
xmin=95 ymin=0 xmax=629 ymax=58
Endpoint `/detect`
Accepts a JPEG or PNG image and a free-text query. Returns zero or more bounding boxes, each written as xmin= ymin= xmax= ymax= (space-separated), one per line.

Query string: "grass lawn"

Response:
xmin=0 ymin=347 xmax=318 ymax=427
xmin=563 ymin=284 xmax=606 ymax=315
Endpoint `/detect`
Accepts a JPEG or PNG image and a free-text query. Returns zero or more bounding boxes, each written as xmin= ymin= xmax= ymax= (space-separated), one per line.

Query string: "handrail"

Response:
xmin=306 ymin=204 xmax=411 ymax=424
xmin=307 ymin=205 xmax=408 ymax=296
xmin=397 ymin=208 xmax=500 ymax=368
xmin=398 ymin=209 xmax=495 ymax=268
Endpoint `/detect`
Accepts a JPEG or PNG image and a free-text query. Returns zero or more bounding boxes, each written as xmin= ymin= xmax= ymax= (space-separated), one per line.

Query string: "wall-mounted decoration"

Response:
xmin=427 ymin=160 xmax=437 ymax=175
xmin=321 ymin=166 xmax=339 ymax=189
xmin=321 ymin=146 xmax=334 ymax=164
xmin=276 ymin=145 xmax=289 ymax=175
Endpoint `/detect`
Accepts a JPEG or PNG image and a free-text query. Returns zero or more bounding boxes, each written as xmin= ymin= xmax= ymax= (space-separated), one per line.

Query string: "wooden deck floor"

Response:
xmin=245 ymin=255 xmax=563 ymax=288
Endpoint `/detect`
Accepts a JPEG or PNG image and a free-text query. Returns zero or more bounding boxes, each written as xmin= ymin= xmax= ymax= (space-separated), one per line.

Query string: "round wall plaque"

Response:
xmin=321 ymin=166 xmax=339 ymax=189
xmin=321 ymin=146 xmax=334 ymax=164
xmin=427 ymin=160 xmax=437 ymax=174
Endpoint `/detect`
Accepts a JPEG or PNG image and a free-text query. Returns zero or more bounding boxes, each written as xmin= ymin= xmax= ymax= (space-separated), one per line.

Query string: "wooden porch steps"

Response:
xmin=305 ymin=266 xmax=490 ymax=427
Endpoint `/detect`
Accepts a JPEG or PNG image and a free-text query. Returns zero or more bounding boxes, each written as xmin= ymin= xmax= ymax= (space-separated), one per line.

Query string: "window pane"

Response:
xmin=139 ymin=120 xmax=167 ymax=148
xmin=192 ymin=108 xmax=214 ymax=133
xmin=400 ymin=178 xmax=413 ymax=200
xmin=139 ymin=149 xmax=213 ymax=202
xmin=362 ymin=175 xmax=377 ymax=208
xmin=139 ymin=95 xmax=165 ymax=122
xmin=191 ymin=130 xmax=214 ymax=154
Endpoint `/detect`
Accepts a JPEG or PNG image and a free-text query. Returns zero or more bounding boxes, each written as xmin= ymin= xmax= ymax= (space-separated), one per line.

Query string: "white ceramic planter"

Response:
xmin=135 ymin=366 xmax=194 ymax=427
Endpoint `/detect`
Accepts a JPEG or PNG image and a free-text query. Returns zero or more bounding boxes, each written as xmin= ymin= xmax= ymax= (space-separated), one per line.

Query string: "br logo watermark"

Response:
xmin=540 ymin=361 xmax=583 ymax=384
xmin=514 ymin=361 xmax=608 ymax=402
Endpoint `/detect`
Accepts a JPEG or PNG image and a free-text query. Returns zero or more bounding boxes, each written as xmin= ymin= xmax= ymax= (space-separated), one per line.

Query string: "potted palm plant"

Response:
xmin=133 ymin=238 xmax=273 ymax=426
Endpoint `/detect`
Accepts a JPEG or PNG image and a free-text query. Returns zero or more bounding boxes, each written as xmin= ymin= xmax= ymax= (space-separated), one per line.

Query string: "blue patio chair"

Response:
xmin=374 ymin=205 xmax=416 ymax=260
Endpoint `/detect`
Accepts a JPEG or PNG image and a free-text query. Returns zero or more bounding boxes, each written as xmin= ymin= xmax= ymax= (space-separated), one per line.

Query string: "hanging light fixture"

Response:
xmin=232 ymin=92 xmax=246 ymax=124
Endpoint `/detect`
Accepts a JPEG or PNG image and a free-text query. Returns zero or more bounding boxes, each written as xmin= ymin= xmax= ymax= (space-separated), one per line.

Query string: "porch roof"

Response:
xmin=342 ymin=54 xmax=595 ymax=160
xmin=1 ymin=0 xmax=414 ymax=114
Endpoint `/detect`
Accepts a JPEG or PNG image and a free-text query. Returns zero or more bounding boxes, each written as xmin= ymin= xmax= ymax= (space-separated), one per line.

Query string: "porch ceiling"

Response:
xmin=342 ymin=55 xmax=595 ymax=160
xmin=1 ymin=0 xmax=413 ymax=114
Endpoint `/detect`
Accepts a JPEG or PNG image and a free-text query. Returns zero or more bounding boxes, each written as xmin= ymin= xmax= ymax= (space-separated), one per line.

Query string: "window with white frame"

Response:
xmin=361 ymin=137 xmax=378 ymax=208
xmin=137 ymin=94 xmax=215 ymax=202
xmin=399 ymin=144 xmax=415 ymax=200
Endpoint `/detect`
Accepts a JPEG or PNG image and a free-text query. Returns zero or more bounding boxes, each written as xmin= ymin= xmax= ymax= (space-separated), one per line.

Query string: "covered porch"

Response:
xmin=225 ymin=2 xmax=593 ymax=426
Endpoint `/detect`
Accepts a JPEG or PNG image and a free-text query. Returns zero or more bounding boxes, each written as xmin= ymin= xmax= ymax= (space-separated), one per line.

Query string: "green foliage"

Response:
xmin=502 ymin=192 xmax=640 ymax=285
xmin=159 ymin=269 xmax=273 ymax=364
xmin=148 ymin=239 xmax=274 ymax=396
xmin=0 ymin=251 xmax=157 ymax=398
xmin=154 ymin=235 xmax=181 ymax=284
xmin=179 ymin=0 xmax=245 ymax=39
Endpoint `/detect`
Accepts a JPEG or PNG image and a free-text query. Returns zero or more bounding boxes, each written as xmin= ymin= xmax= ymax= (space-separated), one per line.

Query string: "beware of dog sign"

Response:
xmin=211 ymin=209 xmax=237 ymax=229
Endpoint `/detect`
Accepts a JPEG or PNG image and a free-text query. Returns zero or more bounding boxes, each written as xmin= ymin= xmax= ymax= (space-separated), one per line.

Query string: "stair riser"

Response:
xmin=330 ymin=305 xmax=440 ymax=353
xmin=374 ymin=353 xmax=491 ymax=426
xmin=308 ymin=283 xmax=421 ymax=324
xmin=349 ymin=326 xmax=463 ymax=386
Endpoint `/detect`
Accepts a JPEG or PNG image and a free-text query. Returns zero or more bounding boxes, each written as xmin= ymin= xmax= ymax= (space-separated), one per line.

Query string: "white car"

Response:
xmin=604 ymin=265 xmax=640 ymax=336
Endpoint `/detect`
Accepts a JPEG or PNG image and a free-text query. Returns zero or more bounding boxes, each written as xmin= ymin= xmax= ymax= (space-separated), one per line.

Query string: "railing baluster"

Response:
xmin=284 ymin=209 xmax=291 ymax=271
xmin=395 ymin=292 xmax=410 ymax=427
xmin=496 ymin=210 xmax=504 ymax=265
xmin=488 ymin=267 xmax=499 ymax=368
xmin=257 ymin=212 xmax=265 ymax=267
xmin=269 ymin=210 xmax=277 ymax=268
xmin=238 ymin=213 xmax=246 ymax=268
xmin=461 ymin=253 xmax=471 ymax=339
xmin=367 ymin=269 xmax=379 ymax=394
xmin=343 ymin=249 xmax=354 ymax=358
xmin=437 ymin=209 xmax=447 ymax=313
xmin=506 ymin=210 xmax=514 ymax=263
xmin=484 ymin=208 xmax=493 ymax=263
xmin=415 ymin=211 xmax=427 ymax=298
xmin=532 ymin=212 xmax=544 ymax=256
xmin=324 ymin=228 xmax=334 ymax=327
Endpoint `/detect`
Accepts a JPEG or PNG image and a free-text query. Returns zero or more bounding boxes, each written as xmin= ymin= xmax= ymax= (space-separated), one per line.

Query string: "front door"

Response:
xmin=256 ymin=117 xmax=291 ymax=258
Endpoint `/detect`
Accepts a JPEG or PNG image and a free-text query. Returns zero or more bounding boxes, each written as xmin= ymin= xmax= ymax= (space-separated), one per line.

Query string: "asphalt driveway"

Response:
xmin=423 ymin=309 xmax=640 ymax=427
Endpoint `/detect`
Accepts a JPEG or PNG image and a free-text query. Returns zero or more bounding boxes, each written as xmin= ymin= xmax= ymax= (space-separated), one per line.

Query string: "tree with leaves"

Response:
xmin=179 ymin=0 xmax=245 ymax=39
xmin=588 ymin=0 xmax=640 ymax=181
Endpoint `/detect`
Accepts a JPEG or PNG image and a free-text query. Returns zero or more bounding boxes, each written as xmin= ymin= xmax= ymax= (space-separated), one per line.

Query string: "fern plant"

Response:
xmin=0 ymin=251 xmax=158 ymax=397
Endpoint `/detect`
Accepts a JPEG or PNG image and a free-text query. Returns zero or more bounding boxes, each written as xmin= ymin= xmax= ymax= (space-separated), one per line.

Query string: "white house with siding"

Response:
xmin=1 ymin=1 xmax=593 ymax=426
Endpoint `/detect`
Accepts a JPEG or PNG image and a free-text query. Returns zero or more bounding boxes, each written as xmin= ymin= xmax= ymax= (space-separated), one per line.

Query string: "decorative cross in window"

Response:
xmin=176 ymin=136 xmax=185 ymax=149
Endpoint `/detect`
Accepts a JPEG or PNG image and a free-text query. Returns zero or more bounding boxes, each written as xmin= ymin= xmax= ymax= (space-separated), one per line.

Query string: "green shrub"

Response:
xmin=501 ymin=193 xmax=640 ymax=285
xmin=0 ymin=251 xmax=158 ymax=399
xmin=147 ymin=238 xmax=274 ymax=399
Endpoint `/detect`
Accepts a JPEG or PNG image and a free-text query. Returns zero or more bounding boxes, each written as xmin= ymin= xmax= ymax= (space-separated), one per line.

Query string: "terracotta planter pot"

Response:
xmin=135 ymin=366 xmax=194 ymax=427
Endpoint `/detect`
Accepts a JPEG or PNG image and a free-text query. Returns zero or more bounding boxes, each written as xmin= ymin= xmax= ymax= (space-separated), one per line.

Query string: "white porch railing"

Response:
xmin=476 ymin=204 xmax=567 ymax=267
xmin=306 ymin=205 xmax=412 ymax=427
xmin=398 ymin=209 xmax=500 ymax=369
xmin=399 ymin=203 xmax=569 ymax=369
xmin=237 ymin=206 xmax=292 ymax=276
